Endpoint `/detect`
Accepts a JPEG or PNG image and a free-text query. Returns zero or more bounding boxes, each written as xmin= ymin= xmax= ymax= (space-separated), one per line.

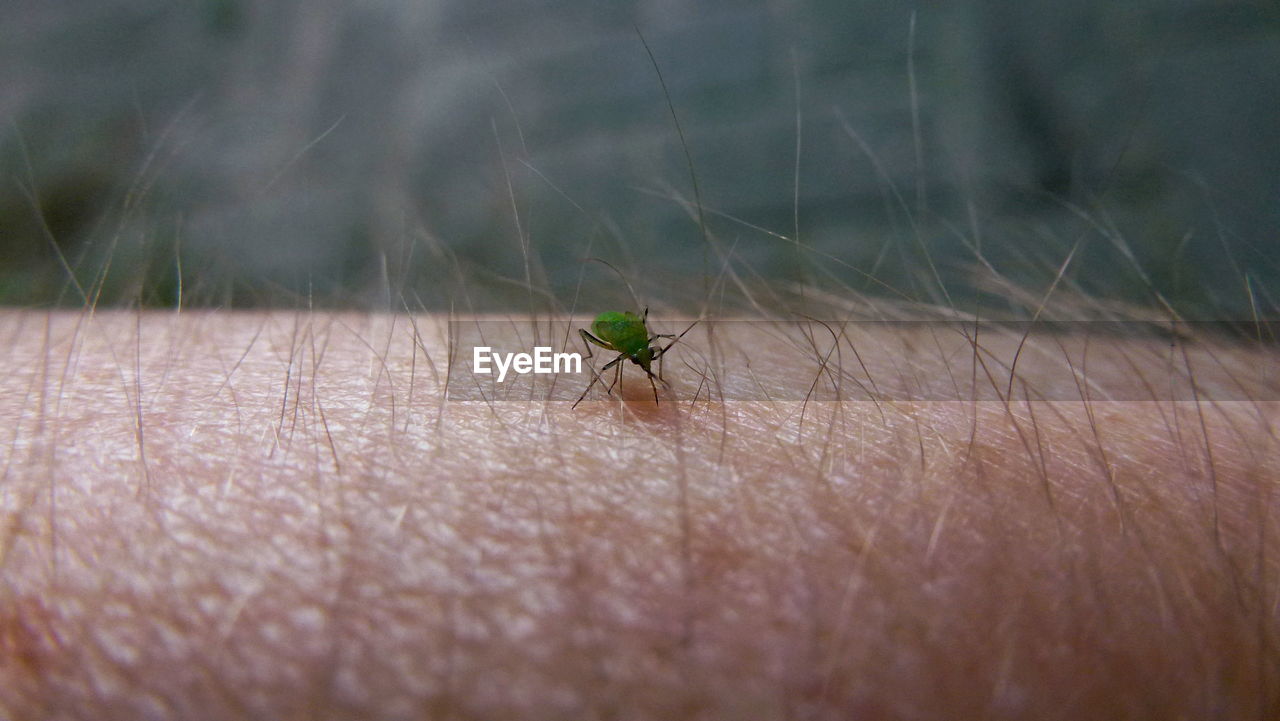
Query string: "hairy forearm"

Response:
xmin=2 ymin=310 xmax=1278 ymax=719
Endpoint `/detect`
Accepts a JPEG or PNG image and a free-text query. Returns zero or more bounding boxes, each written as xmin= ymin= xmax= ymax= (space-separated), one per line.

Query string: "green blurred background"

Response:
xmin=2 ymin=0 xmax=1278 ymax=317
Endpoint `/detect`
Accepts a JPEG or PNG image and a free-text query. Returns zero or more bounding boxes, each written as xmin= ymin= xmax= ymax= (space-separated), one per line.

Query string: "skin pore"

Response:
xmin=1 ymin=308 xmax=1278 ymax=719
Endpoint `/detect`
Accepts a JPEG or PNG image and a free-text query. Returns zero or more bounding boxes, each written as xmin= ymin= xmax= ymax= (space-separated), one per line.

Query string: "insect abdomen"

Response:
xmin=593 ymin=311 xmax=649 ymax=354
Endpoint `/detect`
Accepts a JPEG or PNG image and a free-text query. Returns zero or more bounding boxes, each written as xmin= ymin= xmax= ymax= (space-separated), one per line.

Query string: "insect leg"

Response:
xmin=580 ymin=329 xmax=615 ymax=351
xmin=573 ymin=329 xmax=613 ymax=408
xmin=647 ymin=367 xmax=660 ymax=404
xmin=575 ymin=352 xmax=629 ymax=408
xmin=573 ymin=365 xmax=607 ymax=408
xmin=644 ymin=334 xmax=676 ymax=381
xmin=602 ymin=354 xmax=625 ymax=396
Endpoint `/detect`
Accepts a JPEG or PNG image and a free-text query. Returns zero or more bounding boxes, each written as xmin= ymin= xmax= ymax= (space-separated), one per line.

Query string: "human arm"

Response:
xmin=1 ymin=309 xmax=1277 ymax=719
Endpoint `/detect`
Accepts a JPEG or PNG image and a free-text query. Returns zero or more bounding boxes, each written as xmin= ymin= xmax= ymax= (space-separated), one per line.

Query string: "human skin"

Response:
xmin=1 ymin=309 xmax=1278 ymax=720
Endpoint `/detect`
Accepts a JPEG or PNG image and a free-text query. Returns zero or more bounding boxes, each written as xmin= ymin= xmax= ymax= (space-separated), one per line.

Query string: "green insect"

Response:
xmin=573 ymin=308 xmax=686 ymax=407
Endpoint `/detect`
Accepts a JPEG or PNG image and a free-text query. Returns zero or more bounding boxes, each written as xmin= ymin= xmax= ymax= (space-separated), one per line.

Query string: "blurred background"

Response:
xmin=2 ymin=0 xmax=1278 ymax=317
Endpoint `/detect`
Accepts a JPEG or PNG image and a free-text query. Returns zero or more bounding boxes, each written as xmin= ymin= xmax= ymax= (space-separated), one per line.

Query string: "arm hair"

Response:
xmin=1 ymin=309 xmax=1278 ymax=720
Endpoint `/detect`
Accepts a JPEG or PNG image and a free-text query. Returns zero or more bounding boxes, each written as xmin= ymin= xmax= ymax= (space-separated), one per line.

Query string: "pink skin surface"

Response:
xmin=2 ymin=310 xmax=1278 ymax=720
